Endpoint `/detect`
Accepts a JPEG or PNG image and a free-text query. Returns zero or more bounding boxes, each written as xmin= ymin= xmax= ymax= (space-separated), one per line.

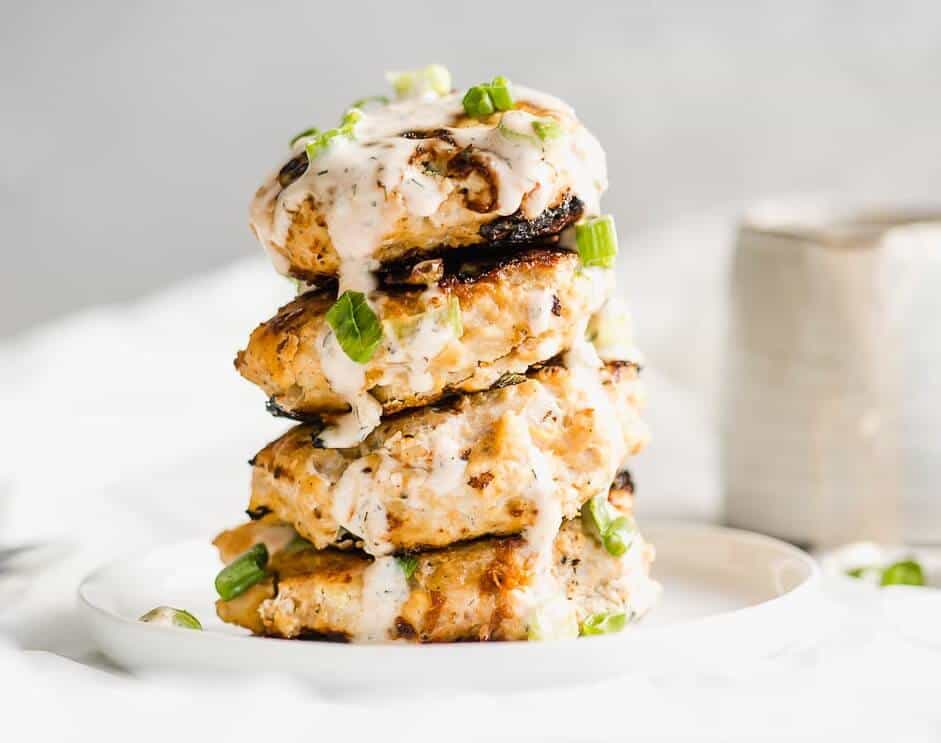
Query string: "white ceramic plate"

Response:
xmin=78 ymin=523 xmax=821 ymax=692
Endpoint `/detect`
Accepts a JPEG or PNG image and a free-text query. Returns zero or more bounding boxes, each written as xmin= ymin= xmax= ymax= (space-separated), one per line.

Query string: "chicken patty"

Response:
xmin=250 ymin=87 xmax=605 ymax=287
xmin=214 ymin=486 xmax=658 ymax=642
xmin=236 ymin=247 xmax=613 ymax=418
xmin=248 ymin=361 xmax=648 ymax=556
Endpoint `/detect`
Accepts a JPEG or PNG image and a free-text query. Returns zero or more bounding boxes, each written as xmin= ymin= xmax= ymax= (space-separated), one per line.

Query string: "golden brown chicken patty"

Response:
xmin=250 ymin=95 xmax=598 ymax=283
xmin=247 ymin=361 xmax=648 ymax=557
xmin=214 ymin=486 xmax=658 ymax=642
xmin=236 ymin=247 xmax=612 ymax=418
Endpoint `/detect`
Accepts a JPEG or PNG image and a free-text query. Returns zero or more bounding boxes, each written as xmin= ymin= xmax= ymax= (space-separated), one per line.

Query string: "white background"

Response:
xmin=3 ymin=0 xmax=940 ymax=336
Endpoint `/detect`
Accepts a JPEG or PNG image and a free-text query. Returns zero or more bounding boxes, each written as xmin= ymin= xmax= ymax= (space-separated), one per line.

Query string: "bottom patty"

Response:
xmin=214 ymin=482 xmax=658 ymax=643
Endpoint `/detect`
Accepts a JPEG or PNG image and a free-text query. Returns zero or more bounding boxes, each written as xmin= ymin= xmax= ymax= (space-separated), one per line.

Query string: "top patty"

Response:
xmin=235 ymin=247 xmax=612 ymax=419
xmin=249 ymin=88 xmax=605 ymax=286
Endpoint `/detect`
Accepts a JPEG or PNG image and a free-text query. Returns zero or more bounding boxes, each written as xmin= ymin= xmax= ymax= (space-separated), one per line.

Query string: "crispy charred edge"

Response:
xmin=277 ymin=151 xmax=309 ymax=189
xmin=611 ymin=469 xmax=635 ymax=496
xmin=246 ymin=505 xmax=272 ymax=521
xmin=282 ymin=204 xmax=583 ymax=287
xmin=266 ymin=397 xmax=317 ymax=423
xmin=378 ymin=241 xmax=574 ymax=291
xmin=399 ymin=128 xmax=457 ymax=147
xmin=479 ymin=193 xmax=584 ymax=244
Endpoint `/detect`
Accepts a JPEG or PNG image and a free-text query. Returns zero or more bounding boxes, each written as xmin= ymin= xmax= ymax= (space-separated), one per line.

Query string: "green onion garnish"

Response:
xmin=289 ymin=127 xmax=320 ymax=148
xmin=339 ymin=108 xmax=363 ymax=132
xmin=139 ymin=606 xmax=202 ymax=630
xmin=396 ymin=555 xmax=419 ymax=580
xmin=350 ymin=95 xmax=390 ymax=110
xmin=488 ymin=76 xmax=514 ymax=110
xmin=880 ymin=559 xmax=925 ymax=586
xmin=527 ymin=606 xmax=579 ymax=641
xmin=325 ymin=291 xmax=384 ymax=363
xmin=214 ymin=543 xmax=269 ymax=601
xmin=303 ymin=108 xmax=363 ymax=162
xmin=462 ymin=76 xmax=516 ymax=118
xmin=575 ymin=215 xmax=619 ymax=269
xmin=580 ymin=612 xmax=627 ymax=636
xmin=447 ymin=295 xmax=463 ymax=337
xmin=462 ymin=86 xmax=495 ymax=118
xmin=532 ymin=118 xmax=564 ymax=141
xmin=581 ymin=494 xmax=635 ymax=557
xmin=386 ymin=64 xmax=452 ymax=99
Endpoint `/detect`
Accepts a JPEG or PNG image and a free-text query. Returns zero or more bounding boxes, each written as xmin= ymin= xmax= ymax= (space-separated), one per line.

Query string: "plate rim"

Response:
xmin=77 ymin=521 xmax=821 ymax=655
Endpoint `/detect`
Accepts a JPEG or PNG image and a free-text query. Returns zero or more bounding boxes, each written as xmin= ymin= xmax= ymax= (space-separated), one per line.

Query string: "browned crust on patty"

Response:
xmin=246 ymin=362 xmax=647 ymax=555
xmin=235 ymin=246 xmax=602 ymax=418
xmin=214 ymin=480 xmax=645 ymax=642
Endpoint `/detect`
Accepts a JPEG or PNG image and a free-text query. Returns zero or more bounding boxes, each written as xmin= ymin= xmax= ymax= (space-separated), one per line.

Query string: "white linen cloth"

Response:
xmin=1 ymin=216 xmax=938 ymax=741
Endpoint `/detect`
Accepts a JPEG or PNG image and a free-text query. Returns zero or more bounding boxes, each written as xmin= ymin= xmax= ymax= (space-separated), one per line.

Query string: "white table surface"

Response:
xmin=1 ymin=219 xmax=939 ymax=741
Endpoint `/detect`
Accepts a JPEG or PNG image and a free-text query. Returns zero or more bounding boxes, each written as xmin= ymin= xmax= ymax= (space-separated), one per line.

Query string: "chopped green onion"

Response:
xmin=139 ymin=606 xmax=202 ymax=630
xmin=881 ymin=559 xmax=925 ymax=587
xmin=463 ymin=76 xmax=516 ymax=118
xmin=462 ymin=85 xmax=495 ymax=118
xmin=602 ymin=517 xmax=631 ymax=557
xmin=304 ymin=109 xmax=363 ymax=162
xmin=447 ymin=295 xmax=463 ymax=337
xmin=325 ymin=291 xmax=384 ymax=363
xmin=396 ymin=555 xmax=419 ymax=580
xmin=575 ymin=215 xmax=618 ymax=269
xmin=424 ymin=64 xmax=452 ymax=95
xmin=214 ymin=543 xmax=269 ymax=601
xmin=580 ymin=612 xmax=627 ymax=636
xmin=581 ymin=494 xmax=635 ymax=557
xmin=386 ymin=64 xmax=452 ymax=99
xmin=488 ymin=76 xmax=514 ymax=111
xmin=340 ymin=108 xmax=363 ymax=132
xmin=845 ymin=566 xmax=878 ymax=580
xmin=289 ymin=127 xmax=320 ymax=148
xmin=532 ymin=118 xmax=564 ymax=141
xmin=350 ymin=95 xmax=390 ymax=110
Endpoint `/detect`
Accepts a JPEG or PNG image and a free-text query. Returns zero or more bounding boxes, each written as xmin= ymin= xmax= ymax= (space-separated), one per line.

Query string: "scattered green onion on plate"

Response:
xmin=845 ymin=558 xmax=926 ymax=587
xmin=139 ymin=606 xmax=202 ymax=630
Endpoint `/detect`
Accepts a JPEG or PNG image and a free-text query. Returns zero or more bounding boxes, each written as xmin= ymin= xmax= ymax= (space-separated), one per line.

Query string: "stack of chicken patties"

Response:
xmin=214 ymin=68 xmax=659 ymax=642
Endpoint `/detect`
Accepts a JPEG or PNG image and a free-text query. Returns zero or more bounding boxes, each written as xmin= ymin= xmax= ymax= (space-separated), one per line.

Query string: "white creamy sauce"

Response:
xmin=251 ymin=84 xmax=608 ymax=449
xmin=618 ymin=538 xmax=662 ymax=618
xmin=316 ymin=329 xmax=382 ymax=448
xmin=589 ymin=296 xmax=644 ymax=364
xmin=423 ymin=417 xmax=467 ymax=494
xmin=331 ymin=452 xmax=397 ymax=556
xmin=381 ymin=289 xmax=458 ymax=394
xmin=526 ymin=287 xmax=556 ymax=336
xmin=356 ymin=556 xmax=410 ymax=643
xmin=252 ymin=84 xmax=607 ymax=291
xmin=501 ymin=408 xmax=577 ymax=638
